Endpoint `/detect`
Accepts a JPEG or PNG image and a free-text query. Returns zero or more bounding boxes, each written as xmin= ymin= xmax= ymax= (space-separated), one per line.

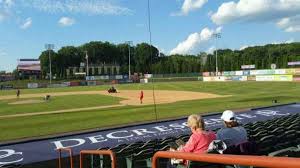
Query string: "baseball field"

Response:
xmin=0 ymin=81 xmax=299 ymax=142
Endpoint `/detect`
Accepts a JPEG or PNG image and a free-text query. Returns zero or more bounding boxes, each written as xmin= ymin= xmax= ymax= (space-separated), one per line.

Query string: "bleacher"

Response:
xmin=79 ymin=113 xmax=300 ymax=168
xmin=2 ymin=114 xmax=300 ymax=168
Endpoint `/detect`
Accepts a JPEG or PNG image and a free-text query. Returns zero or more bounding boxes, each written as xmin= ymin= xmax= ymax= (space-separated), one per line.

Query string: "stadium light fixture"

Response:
xmin=45 ymin=44 xmax=54 ymax=85
xmin=85 ymin=51 xmax=89 ymax=77
xmin=125 ymin=41 xmax=133 ymax=78
xmin=213 ymin=33 xmax=221 ymax=76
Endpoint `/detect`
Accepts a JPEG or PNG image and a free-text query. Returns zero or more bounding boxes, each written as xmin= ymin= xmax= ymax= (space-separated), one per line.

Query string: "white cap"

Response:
xmin=221 ymin=110 xmax=236 ymax=122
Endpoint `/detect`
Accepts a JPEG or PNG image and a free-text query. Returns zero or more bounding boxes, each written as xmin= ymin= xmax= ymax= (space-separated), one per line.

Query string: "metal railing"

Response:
xmin=80 ymin=150 xmax=116 ymax=168
xmin=152 ymin=151 xmax=300 ymax=168
xmin=57 ymin=148 xmax=73 ymax=168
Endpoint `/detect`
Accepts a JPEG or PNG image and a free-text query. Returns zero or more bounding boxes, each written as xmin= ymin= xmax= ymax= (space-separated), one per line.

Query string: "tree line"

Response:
xmin=39 ymin=41 xmax=300 ymax=78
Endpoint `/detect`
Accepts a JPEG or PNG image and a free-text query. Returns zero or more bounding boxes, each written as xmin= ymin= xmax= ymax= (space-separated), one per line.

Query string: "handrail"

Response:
xmin=152 ymin=151 xmax=300 ymax=168
xmin=80 ymin=150 xmax=116 ymax=168
xmin=57 ymin=148 xmax=73 ymax=168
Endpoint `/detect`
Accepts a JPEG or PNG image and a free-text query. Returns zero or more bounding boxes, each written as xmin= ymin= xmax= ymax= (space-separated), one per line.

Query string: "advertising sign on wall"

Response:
xmin=235 ymin=71 xmax=243 ymax=76
xmin=241 ymin=65 xmax=255 ymax=69
xmin=256 ymin=75 xmax=275 ymax=81
xmin=243 ymin=70 xmax=250 ymax=76
xmin=274 ymin=69 xmax=286 ymax=75
xmin=87 ymin=81 xmax=97 ymax=86
xmin=27 ymin=83 xmax=38 ymax=89
xmin=288 ymin=61 xmax=300 ymax=66
xmin=293 ymin=77 xmax=300 ymax=81
xmin=285 ymin=69 xmax=296 ymax=74
xmin=274 ymin=75 xmax=293 ymax=81
xmin=250 ymin=70 xmax=257 ymax=75
xmin=203 ymin=72 xmax=210 ymax=77
xmin=203 ymin=77 xmax=212 ymax=82
xmin=295 ymin=68 xmax=300 ymax=74
xmin=256 ymin=75 xmax=293 ymax=81
xmin=247 ymin=76 xmax=256 ymax=81
xmin=203 ymin=76 xmax=226 ymax=82
xmin=115 ymin=75 xmax=123 ymax=80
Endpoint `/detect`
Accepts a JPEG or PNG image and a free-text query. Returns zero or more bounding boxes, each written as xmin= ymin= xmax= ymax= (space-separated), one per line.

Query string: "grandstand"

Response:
xmin=1 ymin=103 xmax=299 ymax=168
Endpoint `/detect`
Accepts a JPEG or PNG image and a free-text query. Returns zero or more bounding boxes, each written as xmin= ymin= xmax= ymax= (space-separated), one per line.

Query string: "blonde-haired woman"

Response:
xmin=179 ymin=114 xmax=216 ymax=153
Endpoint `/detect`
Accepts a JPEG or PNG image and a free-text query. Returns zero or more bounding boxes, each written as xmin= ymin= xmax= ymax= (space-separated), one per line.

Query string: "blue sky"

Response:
xmin=0 ymin=0 xmax=300 ymax=72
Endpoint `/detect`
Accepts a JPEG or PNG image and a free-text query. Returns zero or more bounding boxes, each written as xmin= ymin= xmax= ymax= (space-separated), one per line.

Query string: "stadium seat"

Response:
xmin=257 ymin=135 xmax=277 ymax=155
xmin=87 ymin=113 xmax=300 ymax=168
xmin=130 ymin=148 xmax=154 ymax=168
xmin=268 ymin=147 xmax=300 ymax=157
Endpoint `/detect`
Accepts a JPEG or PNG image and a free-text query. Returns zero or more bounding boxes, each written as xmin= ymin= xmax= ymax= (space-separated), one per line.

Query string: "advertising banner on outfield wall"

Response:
xmin=203 ymin=77 xmax=212 ymax=81
xmin=202 ymin=72 xmax=210 ymax=77
xmin=274 ymin=69 xmax=286 ymax=75
xmin=250 ymin=70 xmax=257 ymax=75
xmin=203 ymin=76 xmax=226 ymax=82
xmin=295 ymin=68 xmax=300 ymax=74
xmin=87 ymin=81 xmax=97 ymax=86
xmin=225 ymin=76 xmax=232 ymax=81
xmin=285 ymin=69 xmax=296 ymax=74
xmin=247 ymin=76 xmax=256 ymax=81
xmin=243 ymin=70 xmax=250 ymax=76
xmin=235 ymin=71 xmax=243 ymax=76
xmin=256 ymin=75 xmax=275 ymax=81
xmin=257 ymin=70 xmax=275 ymax=75
xmin=223 ymin=71 xmax=229 ymax=76
xmin=27 ymin=83 xmax=38 ymax=89
xmin=274 ymin=75 xmax=293 ymax=81
xmin=293 ymin=77 xmax=300 ymax=81
xmin=256 ymin=75 xmax=293 ymax=81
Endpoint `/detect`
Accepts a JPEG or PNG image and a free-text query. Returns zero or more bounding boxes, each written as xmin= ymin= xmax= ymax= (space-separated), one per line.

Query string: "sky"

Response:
xmin=0 ymin=0 xmax=300 ymax=72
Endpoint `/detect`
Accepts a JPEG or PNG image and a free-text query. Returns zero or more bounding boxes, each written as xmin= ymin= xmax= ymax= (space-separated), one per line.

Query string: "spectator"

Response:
xmin=168 ymin=114 xmax=216 ymax=167
xmin=178 ymin=114 xmax=216 ymax=153
xmin=217 ymin=110 xmax=248 ymax=147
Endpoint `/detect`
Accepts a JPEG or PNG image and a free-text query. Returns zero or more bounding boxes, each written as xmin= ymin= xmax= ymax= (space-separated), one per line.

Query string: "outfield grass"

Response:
xmin=0 ymin=81 xmax=300 ymax=142
xmin=0 ymin=94 xmax=122 ymax=115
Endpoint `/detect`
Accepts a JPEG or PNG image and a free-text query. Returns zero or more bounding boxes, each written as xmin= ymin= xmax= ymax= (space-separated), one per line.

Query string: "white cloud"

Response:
xmin=277 ymin=15 xmax=300 ymax=32
xmin=239 ymin=45 xmax=251 ymax=50
xmin=211 ymin=0 xmax=300 ymax=32
xmin=21 ymin=0 xmax=132 ymax=15
xmin=172 ymin=0 xmax=208 ymax=16
xmin=206 ymin=46 xmax=215 ymax=54
xmin=0 ymin=0 xmax=14 ymax=7
xmin=170 ymin=26 xmax=222 ymax=55
xmin=20 ymin=17 xmax=32 ymax=29
xmin=285 ymin=38 xmax=295 ymax=43
xmin=58 ymin=17 xmax=75 ymax=27
xmin=0 ymin=0 xmax=13 ymax=21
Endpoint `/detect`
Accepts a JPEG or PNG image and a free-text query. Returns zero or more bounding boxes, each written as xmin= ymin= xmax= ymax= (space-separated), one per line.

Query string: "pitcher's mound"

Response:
xmin=99 ymin=90 xmax=228 ymax=106
xmin=9 ymin=99 xmax=45 ymax=105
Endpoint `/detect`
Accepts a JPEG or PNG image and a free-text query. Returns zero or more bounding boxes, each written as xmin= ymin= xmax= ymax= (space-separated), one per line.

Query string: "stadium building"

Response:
xmin=66 ymin=64 xmax=121 ymax=77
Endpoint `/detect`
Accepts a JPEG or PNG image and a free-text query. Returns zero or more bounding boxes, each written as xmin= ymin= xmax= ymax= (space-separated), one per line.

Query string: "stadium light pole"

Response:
xmin=85 ymin=51 xmax=89 ymax=77
xmin=213 ymin=33 xmax=221 ymax=76
xmin=125 ymin=41 xmax=133 ymax=78
xmin=45 ymin=44 xmax=54 ymax=85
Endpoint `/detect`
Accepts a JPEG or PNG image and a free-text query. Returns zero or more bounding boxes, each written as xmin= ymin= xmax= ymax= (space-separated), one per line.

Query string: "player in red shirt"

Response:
xmin=140 ymin=90 xmax=144 ymax=104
